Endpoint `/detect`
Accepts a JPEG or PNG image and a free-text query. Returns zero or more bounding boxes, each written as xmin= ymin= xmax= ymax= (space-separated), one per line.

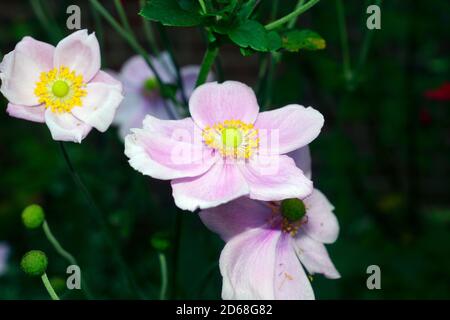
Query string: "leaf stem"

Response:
xmin=265 ymin=0 xmax=320 ymax=31
xmin=41 ymin=273 xmax=60 ymax=300
xmin=114 ymin=0 xmax=133 ymax=34
xmin=195 ymin=43 xmax=219 ymax=87
xmin=158 ymin=253 xmax=168 ymax=300
xmin=287 ymin=0 xmax=305 ymax=29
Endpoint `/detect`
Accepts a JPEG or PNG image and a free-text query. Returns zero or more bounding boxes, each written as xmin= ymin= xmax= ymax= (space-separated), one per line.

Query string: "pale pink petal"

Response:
xmin=171 ymin=160 xmax=249 ymax=211
xmin=0 ymin=37 xmax=54 ymax=106
xmin=302 ymin=189 xmax=339 ymax=244
xmin=294 ymin=234 xmax=340 ymax=279
xmin=180 ymin=65 xmax=213 ymax=99
xmin=120 ymin=55 xmax=153 ymax=91
xmin=124 ymin=116 xmax=218 ymax=181
xmin=154 ymin=51 xmax=177 ymax=82
xmin=274 ymin=234 xmax=315 ymax=300
xmin=54 ymin=30 xmax=100 ymax=82
xmin=199 ymin=197 xmax=271 ymax=242
xmin=44 ymin=109 xmax=92 ymax=143
xmin=89 ymin=70 xmax=123 ymax=88
xmin=288 ymin=146 xmax=312 ymax=179
xmin=256 ymin=105 xmax=324 ymax=155
xmin=220 ymin=228 xmax=280 ymax=300
xmin=239 ymin=154 xmax=313 ymax=201
xmin=6 ymin=103 xmax=46 ymax=123
xmin=71 ymin=73 xmax=123 ymax=132
xmin=189 ymin=81 xmax=259 ymax=129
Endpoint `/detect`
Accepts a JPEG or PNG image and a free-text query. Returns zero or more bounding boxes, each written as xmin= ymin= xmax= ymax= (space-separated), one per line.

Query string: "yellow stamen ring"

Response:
xmin=202 ymin=119 xmax=259 ymax=159
xmin=34 ymin=66 xmax=87 ymax=113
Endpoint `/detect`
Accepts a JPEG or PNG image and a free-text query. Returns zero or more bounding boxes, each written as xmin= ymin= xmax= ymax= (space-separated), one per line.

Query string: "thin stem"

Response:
xmin=41 ymin=273 xmax=60 ymax=300
xmin=89 ymin=0 xmax=106 ymax=67
xmin=159 ymin=25 xmax=188 ymax=106
xmin=43 ymin=221 xmax=77 ymax=265
xmin=29 ymin=0 xmax=62 ymax=43
xmin=265 ymin=0 xmax=320 ymax=31
xmin=198 ymin=0 xmax=207 ymax=13
xmin=195 ymin=43 xmax=219 ymax=87
xmin=171 ymin=213 xmax=183 ymax=299
xmin=336 ymin=0 xmax=352 ymax=84
xmin=114 ymin=0 xmax=133 ymax=34
xmin=58 ymin=142 xmax=144 ymax=298
xmin=287 ymin=0 xmax=305 ymax=29
xmin=158 ymin=253 xmax=168 ymax=300
xmin=139 ymin=0 xmax=160 ymax=55
xmin=42 ymin=221 xmax=93 ymax=299
xmin=90 ymin=0 xmax=179 ymax=120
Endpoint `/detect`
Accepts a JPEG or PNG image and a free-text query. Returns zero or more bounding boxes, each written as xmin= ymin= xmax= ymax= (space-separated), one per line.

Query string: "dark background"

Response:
xmin=0 ymin=0 xmax=449 ymax=299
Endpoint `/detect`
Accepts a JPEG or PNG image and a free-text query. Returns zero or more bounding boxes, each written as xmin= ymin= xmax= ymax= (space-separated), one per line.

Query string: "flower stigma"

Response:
xmin=34 ymin=66 xmax=86 ymax=113
xmin=202 ymin=120 xmax=259 ymax=159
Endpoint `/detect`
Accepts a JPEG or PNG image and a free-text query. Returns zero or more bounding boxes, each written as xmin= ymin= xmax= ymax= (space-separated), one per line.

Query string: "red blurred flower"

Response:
xmin=424 ymin=82 xmax=450 ymax=101
xmin=419 ymin=108 xmax=432 ymax=126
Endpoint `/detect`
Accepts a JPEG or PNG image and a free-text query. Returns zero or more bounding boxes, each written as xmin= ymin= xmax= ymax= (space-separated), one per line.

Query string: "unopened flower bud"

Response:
xmin=22 ymin=204 xmax=45 ymax=229
xmin=21 ymin=250 xmax=48 ymax=277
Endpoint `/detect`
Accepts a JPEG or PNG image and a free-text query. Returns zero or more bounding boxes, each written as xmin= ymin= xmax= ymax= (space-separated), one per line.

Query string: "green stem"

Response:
xmin=29 ymin=0 xmax=62 ymax=43
xmin=42 ymin=221 xmax=93 ymax=299
xmin=287 ymin=0 xmax=305 ymax=29
xmin=139 ymin=0 xmax=160 ymax=55
xmin=41 ymin=273 xmax=60 ymax=300
xmin=336 ymin=0 xmax=352 ymax=84
xmin=114 ymin=0 xmax=133 ymax=34
xmin=198 ymin=0 xmax=207 ymax=13
xmin=58 ymin=142 xmax=144 ymax=299
xmin=265 ymin=0 xmax=320 ymax=31
xmin=158 ymin=253 xmax=168 ymax=300
xmin=195 ymin=43 xmax=219 ymax=87
xmin=90 ymin=0 xmax=179 ymax=120
xmin=159 ymin=25 xmax=188 ymax=106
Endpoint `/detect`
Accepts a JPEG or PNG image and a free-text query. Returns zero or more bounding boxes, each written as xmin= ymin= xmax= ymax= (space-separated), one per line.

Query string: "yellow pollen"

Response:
xmin=202 ymin=119 xmax=259 ymax=159
xmin=34 ymin=66 xmax=87 ymax=113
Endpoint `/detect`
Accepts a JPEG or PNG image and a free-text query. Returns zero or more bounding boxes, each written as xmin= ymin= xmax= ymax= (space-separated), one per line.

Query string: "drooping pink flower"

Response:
xmin=112 ymin=53 xmax=209 ymax=140
xmin=125 ymin=81 xmax=324 ymax=211
xmin=0 ymin=242 xmax=10 ymax=276
xmin=199 ymin=148 xmax=340 ymax=300
xmin=0 ymin=30 xmax=123 ymax=143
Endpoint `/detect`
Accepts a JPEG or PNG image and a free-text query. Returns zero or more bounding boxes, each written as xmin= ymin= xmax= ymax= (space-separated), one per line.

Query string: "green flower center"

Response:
xmin=144 ymin=77 xmax=159 ymax=92
xmin=280 ymin=198 xmax=306 ymax=222
xmin=51 ymin=80 xmax=70 ymax=98
xmin=221 ymin=127 xmax=243 ymax=148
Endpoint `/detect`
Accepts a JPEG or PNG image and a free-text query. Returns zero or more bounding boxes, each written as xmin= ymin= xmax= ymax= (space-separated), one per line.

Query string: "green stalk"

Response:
xmin=336 ymin=0 xmax=352 ymax=84
xmin=265 ymin=0 xmax=320 ymax=31
xmin=139 ymin=0 xmax=160 ymax=55
xmin=287 ymin=0 xmax=305 ymax=29
xmin=41 ymin=273 xmax=60 ymax=300
xmin=158 ymin=253 xmax=168 ymax=300
xmin=114 ymin=0 xmax=133 ymax=34
xmin=90 ymin=0 xmax=179 ymax=119
xmin=195 ymin=43 xmax=219 ymax=87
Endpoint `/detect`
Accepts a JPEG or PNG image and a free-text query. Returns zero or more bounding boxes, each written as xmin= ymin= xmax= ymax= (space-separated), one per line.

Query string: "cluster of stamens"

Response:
xmin=34 ymin=66 xmax=86 ymax=113
xmin=202 ymin=119 xmax=259 ymax=159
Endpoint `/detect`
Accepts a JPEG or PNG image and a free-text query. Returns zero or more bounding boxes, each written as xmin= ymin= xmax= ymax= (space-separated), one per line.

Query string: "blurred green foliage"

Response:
xmin=0 ymin=0 xmax=449 ymax=299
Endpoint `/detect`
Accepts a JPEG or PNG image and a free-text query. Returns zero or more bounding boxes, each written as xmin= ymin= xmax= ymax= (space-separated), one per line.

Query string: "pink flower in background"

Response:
xmin=113 ymin=53 xmax=209 ymax=139
xmin=0 ymin=30 xmax=123 ymax=143
xmin=125 ymin=81 xmax=324 ymax=211
xmin=0 ymin=242 xmax=10 ymax=276
xmin=199 ymin=148 xmax=340 ymax=300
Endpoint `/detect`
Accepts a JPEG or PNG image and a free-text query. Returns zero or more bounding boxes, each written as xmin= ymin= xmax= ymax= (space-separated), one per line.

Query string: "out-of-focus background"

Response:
xmin=0 ymin=0 xmax=449 ymax=299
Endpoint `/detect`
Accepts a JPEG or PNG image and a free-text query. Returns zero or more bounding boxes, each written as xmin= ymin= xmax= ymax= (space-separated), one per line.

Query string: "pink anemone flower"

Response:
xmin=199 ymin=147 xmax=340 ymax=300
xmin=125 ymin=81 xmax=324 ymax=211
xmin=112 ymin=53 xmax=210 ymax=140
xmin=0 ymin=30 xmax=123 ymax=143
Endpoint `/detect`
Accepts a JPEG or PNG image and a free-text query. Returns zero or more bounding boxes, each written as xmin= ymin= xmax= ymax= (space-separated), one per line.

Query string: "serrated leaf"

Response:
xmin=229 ymin=20 xmax=270 ymax=51
xmin=140 ymin=0 xmax=203 ymax=27
xmin=282 ymin=29 xmax=326 ymax=52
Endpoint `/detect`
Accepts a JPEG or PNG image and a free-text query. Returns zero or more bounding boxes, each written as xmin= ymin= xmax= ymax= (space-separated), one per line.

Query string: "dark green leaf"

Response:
xmin=228 ymin=20 xmax=269 ymax=51
xmin=267 ymin=31 xmax=282 ymax=51
xmin=282 ymin=29 xmax=326 ymax=52
xmin=140 ymin=0 xmax=203 ymax=27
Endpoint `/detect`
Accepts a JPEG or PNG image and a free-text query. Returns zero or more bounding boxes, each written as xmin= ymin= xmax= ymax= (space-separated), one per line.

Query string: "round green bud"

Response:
xmin=21 ymin=250 xmax=48 ymax=277
xmin=144 ymin=77 xmax=159 ymax=92
xmin=22 ymin=204 xmax=45 ymax=229
xmin=151 ymin=232 xmax=170 ymax=251
xmin=280 ymin=198 xmax=306 ymax=222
